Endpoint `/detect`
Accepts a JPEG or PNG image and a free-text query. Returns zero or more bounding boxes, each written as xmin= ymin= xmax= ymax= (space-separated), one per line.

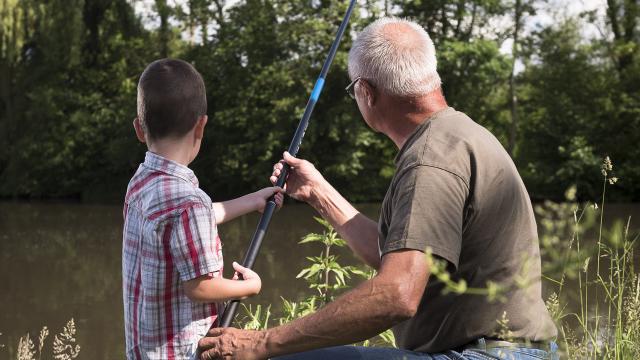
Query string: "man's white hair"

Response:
xmin=348 ymin=17 xmax=441 ymax=97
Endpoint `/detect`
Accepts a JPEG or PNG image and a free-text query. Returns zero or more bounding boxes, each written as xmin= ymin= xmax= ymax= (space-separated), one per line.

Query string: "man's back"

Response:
xmin=379 ymin=107 xmax=557 ymax=352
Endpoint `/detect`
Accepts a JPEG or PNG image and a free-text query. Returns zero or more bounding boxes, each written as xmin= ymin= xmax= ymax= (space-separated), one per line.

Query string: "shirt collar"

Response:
xmin=143 ymin=151 xmax=199 ymax=186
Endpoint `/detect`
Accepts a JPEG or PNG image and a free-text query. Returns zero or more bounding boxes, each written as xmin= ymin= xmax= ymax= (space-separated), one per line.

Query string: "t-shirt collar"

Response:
xmin=395 ymin=107 xmax=453 ymax=164
xmin=143 ymin=151 xmax=199 ymax=186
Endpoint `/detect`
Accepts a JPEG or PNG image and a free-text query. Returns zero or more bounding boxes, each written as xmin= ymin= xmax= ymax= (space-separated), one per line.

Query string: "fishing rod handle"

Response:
xmin=219 ymin=199 xmax=279 ymax=327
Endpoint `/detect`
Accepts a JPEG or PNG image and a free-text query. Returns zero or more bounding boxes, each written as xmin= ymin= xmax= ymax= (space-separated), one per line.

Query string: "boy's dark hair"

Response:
xmin=137 ymin=58 xmax=207 ymax=140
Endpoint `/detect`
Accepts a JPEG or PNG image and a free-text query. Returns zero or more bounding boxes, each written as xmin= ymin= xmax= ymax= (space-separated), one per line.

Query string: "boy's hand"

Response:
xmin=231 ymin=261 xmax=261 ymax=297
xmin=253 ymin=187 xmax=284 ymax=213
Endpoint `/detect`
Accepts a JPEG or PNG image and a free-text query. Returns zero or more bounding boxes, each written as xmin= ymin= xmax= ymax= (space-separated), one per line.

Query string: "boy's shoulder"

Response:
xmin=125 ymin=165 xmax=211 ymax=222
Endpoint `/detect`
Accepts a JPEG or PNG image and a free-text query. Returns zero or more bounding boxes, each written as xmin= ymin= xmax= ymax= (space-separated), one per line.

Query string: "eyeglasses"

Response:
xmin=345 ymin=76 xmax=361 ymax=99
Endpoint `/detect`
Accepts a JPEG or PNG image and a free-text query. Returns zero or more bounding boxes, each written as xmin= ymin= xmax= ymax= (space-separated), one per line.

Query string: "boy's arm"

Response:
xmin=183 ymin=262 xmax=261 ymax=303
xmin=212 ymin=187 xmax=283 ymax=224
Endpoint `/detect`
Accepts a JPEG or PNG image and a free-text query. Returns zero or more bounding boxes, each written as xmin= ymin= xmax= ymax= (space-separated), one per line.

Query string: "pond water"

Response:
xmin=0 ymin=202 xmax=638 ymax=359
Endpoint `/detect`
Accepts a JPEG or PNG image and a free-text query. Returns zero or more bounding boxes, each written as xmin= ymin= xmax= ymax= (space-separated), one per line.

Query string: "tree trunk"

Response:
xmin=508 ymin=0 xmax=522 ymax=157
xmin=83 ymin=0 xmax=109 ymax=67
xmin=156 ymin=0 xmax=170 ymax=57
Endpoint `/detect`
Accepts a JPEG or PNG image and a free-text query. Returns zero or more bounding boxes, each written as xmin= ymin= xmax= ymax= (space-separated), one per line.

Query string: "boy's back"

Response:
xmin=123 ymin=151 xmax=222 ymax=359
xmin=124 ymin=58 xmax=278 ymax=359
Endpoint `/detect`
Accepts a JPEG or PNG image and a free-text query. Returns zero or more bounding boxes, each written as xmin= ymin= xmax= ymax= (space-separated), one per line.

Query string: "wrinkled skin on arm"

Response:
xmin=197 ymin=249 xmax=430 ymax=360
xmin=270 ymin=152 xmax=381 ymax=269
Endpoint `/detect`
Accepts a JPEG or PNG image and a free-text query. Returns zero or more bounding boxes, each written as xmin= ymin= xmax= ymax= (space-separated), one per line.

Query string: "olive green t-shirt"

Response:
xmin=378 ymin=107 xmax=557 ymax=353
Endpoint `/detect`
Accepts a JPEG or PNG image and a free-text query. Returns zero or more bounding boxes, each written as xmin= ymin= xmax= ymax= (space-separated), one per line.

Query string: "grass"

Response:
xmin=7 ymin=318 xmax=80 ymax=360
xmin=537 ymin=157 xmax=639 ymax=359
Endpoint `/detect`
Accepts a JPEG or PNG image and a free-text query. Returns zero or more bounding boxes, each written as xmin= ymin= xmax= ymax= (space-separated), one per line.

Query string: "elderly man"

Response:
xmin=198 ymin=17 xmax=558 ymax=360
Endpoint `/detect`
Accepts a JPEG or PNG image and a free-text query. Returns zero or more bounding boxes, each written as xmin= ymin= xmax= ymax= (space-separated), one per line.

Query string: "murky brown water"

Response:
xmin=0 ymin=202 xmax=638 ymax=359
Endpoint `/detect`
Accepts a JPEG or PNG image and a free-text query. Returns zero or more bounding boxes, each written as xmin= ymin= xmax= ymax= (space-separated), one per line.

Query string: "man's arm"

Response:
xmin=198 ymin=249 xmax=430 ymax=359
xmin=271 ymin=152 xmax=381 ymax=269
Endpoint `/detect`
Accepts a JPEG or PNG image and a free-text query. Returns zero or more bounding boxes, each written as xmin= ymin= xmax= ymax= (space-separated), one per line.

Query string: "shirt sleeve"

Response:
xmin=382 ymin=165 xmax=469 ymax=270
xmin=170 ymin=202 xmax=223 ymax=282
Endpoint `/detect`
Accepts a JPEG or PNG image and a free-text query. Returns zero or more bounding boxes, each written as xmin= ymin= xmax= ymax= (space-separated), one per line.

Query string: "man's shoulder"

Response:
xmin=396 ymin=108 xmax=501 ymax=186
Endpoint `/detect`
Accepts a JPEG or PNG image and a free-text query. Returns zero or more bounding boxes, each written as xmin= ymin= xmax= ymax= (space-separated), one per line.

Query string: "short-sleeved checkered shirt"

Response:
xmin=123 ymin=152 xmax=223 ymax=360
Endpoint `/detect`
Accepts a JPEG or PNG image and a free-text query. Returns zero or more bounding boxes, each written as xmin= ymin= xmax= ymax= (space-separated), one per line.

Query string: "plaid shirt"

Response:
xmin=123 ymin=152 xmax=223 ymax=360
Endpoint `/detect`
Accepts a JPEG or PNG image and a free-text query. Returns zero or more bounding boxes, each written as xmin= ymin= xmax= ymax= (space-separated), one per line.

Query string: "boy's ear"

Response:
xmin=194 ymin=115 xmax=208 ymax=141
xmin=133 ymin=117 xmax=146 ymax=144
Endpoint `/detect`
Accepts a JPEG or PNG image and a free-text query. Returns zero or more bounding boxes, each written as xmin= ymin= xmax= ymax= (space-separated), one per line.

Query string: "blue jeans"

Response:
xmin=273 ymin=338 xmax=560 ymax=360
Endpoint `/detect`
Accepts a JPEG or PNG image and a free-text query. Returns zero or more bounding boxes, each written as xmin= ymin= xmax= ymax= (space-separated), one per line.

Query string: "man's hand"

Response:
xmin=198 ymin=328 xmax=268 ymax=360
xmin=252 ymin=186 xmax=284 ymax=213
xmin=198 ymin=250 xmax=429 ymax=358
xmin=270 ymin=152 xmax=326 ymax=203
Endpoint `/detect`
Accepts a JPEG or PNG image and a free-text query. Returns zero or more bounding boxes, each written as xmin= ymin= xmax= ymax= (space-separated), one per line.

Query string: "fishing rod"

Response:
xmin=219 ymin=0 xmax=358 ymax=328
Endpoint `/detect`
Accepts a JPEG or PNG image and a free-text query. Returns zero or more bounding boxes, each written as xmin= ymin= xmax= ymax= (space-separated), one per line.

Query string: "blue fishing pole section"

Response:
xmin=311 ymin=78 xmax=325 ymax=102
xmin=219 ymin=0 xmax=357 ymax=328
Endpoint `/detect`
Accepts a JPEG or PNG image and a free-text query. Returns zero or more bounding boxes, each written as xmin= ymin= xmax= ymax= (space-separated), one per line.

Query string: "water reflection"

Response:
xmin=0 ymin=202 xmax=637 ymax=359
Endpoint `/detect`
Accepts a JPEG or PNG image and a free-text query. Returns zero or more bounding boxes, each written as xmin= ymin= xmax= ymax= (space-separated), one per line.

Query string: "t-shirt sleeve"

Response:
xmin=382 ymin=165 xmax=469 ymax=270
xmin=170 ymin=202 xmax=223 ymax=282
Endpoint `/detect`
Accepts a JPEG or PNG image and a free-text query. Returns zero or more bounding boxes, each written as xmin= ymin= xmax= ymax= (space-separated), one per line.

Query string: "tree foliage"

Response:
xmin=0 ymin=0 xmax=638 ymax=202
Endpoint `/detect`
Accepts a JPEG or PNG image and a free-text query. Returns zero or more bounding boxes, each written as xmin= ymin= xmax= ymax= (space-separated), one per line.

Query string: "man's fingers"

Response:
xmin=283 ymin=151 xmax=302 ymax=166
xmin=206 ymin=327 xmax=226 ymax=337
xmin=200 ymin=349 xmax=220 ymax=360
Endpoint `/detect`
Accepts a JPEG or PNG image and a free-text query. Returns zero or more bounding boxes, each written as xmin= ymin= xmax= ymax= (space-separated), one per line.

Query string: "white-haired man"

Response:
xmin=198 ymin=18 xmax=558 ymax=360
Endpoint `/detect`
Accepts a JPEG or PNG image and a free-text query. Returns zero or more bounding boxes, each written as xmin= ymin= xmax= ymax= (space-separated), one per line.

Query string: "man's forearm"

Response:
xmin=263 ymin=274 xmax=410 ymax=356
xmin=196 ymin=251 xmax=429 ymax=360
xmin=309 ymin=180 xmax=381 ymax=269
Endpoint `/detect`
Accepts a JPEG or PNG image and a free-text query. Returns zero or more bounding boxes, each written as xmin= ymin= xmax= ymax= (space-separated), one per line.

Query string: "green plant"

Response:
xmin=239 ymin=304 xmax=272 ymax=331
xmin=240 ymin=217 xmax=396 ymax=347
xmin=296 ymin=217 xmax=368 ymax=304
xmin=538 ymin=157 xmax=639 ymax=359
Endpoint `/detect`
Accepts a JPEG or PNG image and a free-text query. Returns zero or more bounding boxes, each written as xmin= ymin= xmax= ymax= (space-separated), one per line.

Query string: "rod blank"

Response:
xmin=219 ymin=0 xmax=358 ymax=328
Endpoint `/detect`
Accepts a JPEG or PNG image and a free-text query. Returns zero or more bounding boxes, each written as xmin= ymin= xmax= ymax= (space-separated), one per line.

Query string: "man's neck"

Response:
xmin=381 ymin=90 xmax=448 ymax=149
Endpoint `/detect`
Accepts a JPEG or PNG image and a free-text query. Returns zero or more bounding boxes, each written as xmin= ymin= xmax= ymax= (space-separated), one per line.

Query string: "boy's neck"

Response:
xmin=148 ymin=138 xmax=194 ymax=167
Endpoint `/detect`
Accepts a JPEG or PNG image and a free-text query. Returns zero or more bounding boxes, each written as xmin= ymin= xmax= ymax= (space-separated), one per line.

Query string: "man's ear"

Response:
xmin=133 ymin=117 xmax=146 ymax=144
xmin=194 ymin=115 xmax=208 ymax=141
xmin=360 ymin=80 xmax=377 ymax=108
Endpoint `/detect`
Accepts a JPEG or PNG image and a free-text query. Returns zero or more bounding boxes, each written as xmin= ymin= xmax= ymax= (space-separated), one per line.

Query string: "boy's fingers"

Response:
xmin=232 ymin=261 xmax=253 ymax=276
xmin=232 ymin=261 xmax=244 ymax=272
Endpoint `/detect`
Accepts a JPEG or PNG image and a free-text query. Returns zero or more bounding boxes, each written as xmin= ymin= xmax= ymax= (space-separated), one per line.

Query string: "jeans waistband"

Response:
xmin=460 ymin=337 xmax=555 ymax=352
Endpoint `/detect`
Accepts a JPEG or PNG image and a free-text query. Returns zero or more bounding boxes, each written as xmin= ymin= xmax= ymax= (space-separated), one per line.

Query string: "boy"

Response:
xmin=122 ymin=58 xmax=283 ymax=360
